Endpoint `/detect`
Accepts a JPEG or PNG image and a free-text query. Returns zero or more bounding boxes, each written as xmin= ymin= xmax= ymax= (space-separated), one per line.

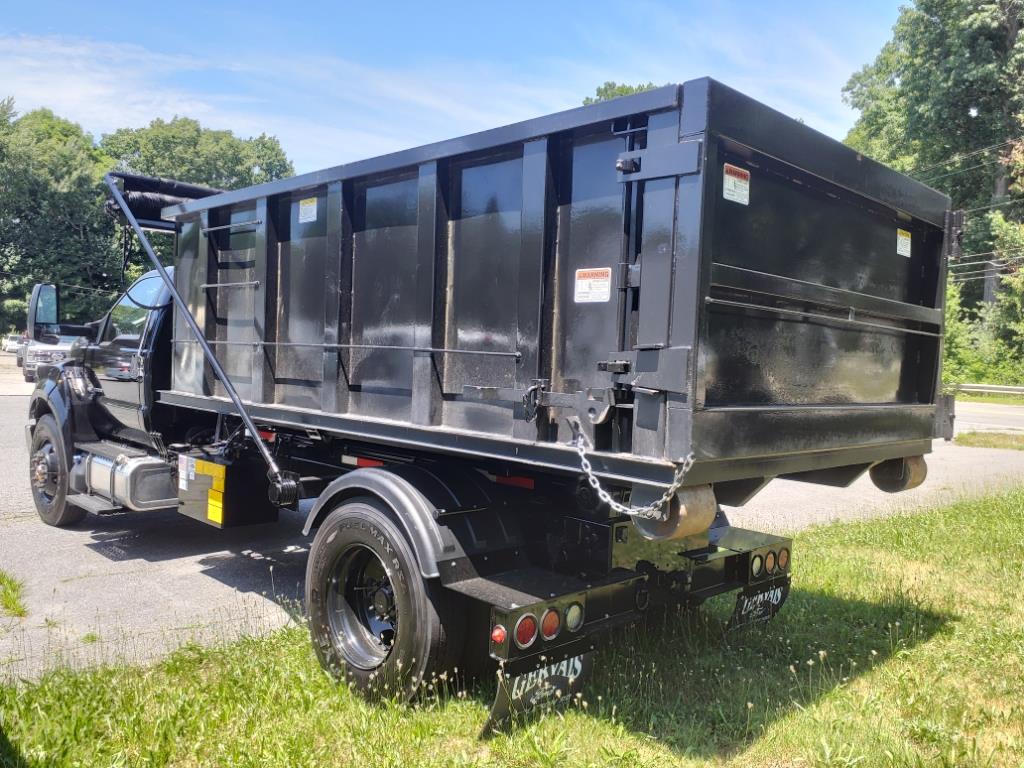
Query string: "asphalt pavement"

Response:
xmin=2 ymin=354 xmax=1023 ymax=679
xmin=955 ymin=400 xmax=1024 ymax=433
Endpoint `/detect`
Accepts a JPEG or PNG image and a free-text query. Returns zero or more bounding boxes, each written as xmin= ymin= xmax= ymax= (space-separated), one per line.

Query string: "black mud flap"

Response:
xmin=728 ymin=577 xmax=791 ymax=631
xmin=481 ymin=652 xmax=594 ymax=737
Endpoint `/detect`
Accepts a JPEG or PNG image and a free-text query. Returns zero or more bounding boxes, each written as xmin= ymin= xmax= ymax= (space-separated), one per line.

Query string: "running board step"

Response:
xmin=68 ymin=494 xmax=122 ymax=514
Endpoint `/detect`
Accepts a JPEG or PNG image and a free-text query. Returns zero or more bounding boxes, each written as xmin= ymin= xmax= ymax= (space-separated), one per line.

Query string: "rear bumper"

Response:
xmin=450 ymin=525 xmax=792 ymax=676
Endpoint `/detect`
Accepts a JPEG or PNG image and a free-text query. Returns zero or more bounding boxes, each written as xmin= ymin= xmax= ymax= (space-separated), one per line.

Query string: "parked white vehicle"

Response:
xmin=23 ymin=336 xmax=77 ymax=382
xmin=3 ymin=333 xmax=24 ymax=353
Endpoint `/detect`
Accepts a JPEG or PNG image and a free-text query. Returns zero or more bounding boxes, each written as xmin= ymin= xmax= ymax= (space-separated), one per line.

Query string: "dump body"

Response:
xmin=161 ymin=78 xmax=949 ymax=496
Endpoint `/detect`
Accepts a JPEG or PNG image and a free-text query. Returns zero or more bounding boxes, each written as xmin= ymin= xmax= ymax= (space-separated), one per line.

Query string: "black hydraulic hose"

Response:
xmin=103 ymin=174 xmax=284 ymax=482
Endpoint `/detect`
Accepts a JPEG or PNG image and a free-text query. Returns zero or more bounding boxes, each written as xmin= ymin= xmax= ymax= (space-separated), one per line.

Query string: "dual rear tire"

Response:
xmin=305 ymin=497 xmax=465 ymax=699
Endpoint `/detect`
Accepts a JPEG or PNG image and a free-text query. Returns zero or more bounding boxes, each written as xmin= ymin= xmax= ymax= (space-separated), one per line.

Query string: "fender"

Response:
xmin=303 ymin=464 xmax=493 ymax=579
xmin=28 ymin=373 xmax=70 ymax=427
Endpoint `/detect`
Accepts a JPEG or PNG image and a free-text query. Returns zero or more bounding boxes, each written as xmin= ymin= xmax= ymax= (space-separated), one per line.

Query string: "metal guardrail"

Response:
xmin=957 ymin=383 xmax=1024 ymax=395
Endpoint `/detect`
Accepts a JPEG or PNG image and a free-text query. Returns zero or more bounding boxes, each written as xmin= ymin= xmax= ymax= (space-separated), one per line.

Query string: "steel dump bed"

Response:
xmin=159 ymin=78 xmax=949 ymax=498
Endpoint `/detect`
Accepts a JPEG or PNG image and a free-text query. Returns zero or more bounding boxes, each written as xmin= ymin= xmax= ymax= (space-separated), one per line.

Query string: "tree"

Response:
xmin=845 ymin=1 xmax=1023 ymax=207
xmin=583 ymin=81 xmax=660 ymax=105
xmin=843 ymin=1 xmax=1024 ymax=306
xmin=0 ymin=105 xmax=121 ymax=324
xmin=100 ymin=117 xmax=294 ymax=191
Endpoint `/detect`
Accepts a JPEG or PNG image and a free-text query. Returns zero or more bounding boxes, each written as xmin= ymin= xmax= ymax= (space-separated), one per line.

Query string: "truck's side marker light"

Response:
xmin=494 ymin=474 xmax=535 ymax=490
xmin=514 ymin=614 xmax=538 ymax=649
xmin=765 ymin=551 xmax=777 ymax=574
xmin=751 ymin=554 xmax=764 ymax=578
xmin=778 ymin=548 xmax=790 ymax=571
xmin=565 ymin=602 xmax=584 ymax=632
xmin=490 ymin=624 xmax=507 ymax=645
xmin=341 ymin=455 xmax=386 ymax=468
xmin=541 ymin=608 xmax=560 ymax=640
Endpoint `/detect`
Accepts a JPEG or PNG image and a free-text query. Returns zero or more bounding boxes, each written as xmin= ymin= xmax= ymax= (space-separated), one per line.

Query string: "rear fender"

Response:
xmin=303 ymin=464 xmax=492 ymax=579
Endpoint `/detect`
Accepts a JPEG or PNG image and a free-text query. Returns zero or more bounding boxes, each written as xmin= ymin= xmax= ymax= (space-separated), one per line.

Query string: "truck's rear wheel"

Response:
xmin=29 ymin=414 xmax=85 ymax=527
xmin=305 ymin=497 xmax=464 ymax=699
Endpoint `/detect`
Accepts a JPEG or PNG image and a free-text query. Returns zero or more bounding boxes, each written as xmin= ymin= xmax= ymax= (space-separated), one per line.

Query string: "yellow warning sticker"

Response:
xmin=897 ymin=228 xmax=912 ymax=258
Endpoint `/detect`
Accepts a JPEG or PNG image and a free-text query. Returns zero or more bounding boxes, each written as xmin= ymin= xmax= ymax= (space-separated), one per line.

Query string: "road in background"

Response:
xmin=955 ymin=400 xmax=1024 ymax=434
xmin=3 ymin=354 xmax=1024 ymax=678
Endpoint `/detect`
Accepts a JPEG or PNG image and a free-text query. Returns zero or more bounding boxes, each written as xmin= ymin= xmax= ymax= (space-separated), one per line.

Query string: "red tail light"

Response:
xmin=514 ymin=614 xmax=538 ymax=649
xmin=541 ymin=608 xmax=560 ymax=640
xmin=490 ymin=624 xmax=507 ymax=645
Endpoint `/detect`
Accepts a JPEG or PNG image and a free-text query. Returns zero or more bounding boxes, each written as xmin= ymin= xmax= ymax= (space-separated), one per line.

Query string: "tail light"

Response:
xmin=540 ymin=608 xmax=560 ymax=640
xmin=765 ymin=550 xmax=777 ymax=574
xmin=514 ymin=613 xmax=538 ymax=649
xmin=778 ymin=548 xmax=790 ymax=571
xmin=565 ymin=602 xmax=584 ymax=632
xmin=490 ymin=624 xmax=507 ymax=645
xmin=751 ymin=554 xmax=764 ymax=578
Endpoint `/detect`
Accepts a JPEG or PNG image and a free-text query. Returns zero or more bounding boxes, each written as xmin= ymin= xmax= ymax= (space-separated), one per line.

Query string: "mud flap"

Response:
xmin=728 ymin=576 xmax=791 ymax=631
xmin=481 ymin=651 xmax=594 ymax=736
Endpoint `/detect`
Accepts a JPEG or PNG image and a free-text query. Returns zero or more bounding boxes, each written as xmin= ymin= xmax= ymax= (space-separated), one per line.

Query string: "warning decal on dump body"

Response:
xmin=298 ymin=197 xmax=318 ymax=224
xmin=723 ymin=163 xmax=750 ymax=205
xmin=897 ymin=228 xmax=912 ymax=257
xmin=574 ymin=267 xmax=612 ymax=303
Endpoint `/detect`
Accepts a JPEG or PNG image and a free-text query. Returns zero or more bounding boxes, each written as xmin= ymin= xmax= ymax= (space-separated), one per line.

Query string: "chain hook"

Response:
xmin=568 ymin=418 xmax=695 ymax=521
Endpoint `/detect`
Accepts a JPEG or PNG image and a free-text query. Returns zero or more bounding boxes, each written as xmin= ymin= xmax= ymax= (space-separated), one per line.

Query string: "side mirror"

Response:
xmin=28 ymin=283 xmax=60 ymax=343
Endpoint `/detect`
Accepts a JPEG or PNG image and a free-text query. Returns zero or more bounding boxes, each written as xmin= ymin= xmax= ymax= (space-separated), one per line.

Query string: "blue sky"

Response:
xmin=1 ymin=0 xmax=901 ymax=173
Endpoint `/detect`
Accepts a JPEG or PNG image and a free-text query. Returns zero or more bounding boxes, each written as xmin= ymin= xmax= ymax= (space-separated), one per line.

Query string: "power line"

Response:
xmin=951 ymin=243 xmax=1024 ymax=262
xmin=961 ymin=198 xmax=1024 ymax=214
xmin=951 ymin=273 xmax=1013 ymax=284
xmin=921 ymin=156 xmax=1005 ymax=183
xmin=950 ymin=253 xmax=1024 ymax=269
xmin=0 ymin=269 xmax=119 ymax=296
xmin=912 ymin=139 xmax=1017 ymax=177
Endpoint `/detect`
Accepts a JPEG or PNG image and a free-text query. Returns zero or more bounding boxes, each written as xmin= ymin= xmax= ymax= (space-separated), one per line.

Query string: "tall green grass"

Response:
xmin=2 ymin=489 xmax=1023 ymax=767
xmin=0 ymin=570 xmax=26 ymax=619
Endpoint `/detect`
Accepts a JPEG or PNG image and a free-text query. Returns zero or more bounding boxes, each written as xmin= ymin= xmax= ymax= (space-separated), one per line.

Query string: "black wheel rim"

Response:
xmin=326 ymin=544 xmax=398 ymax=670
xmin=30 ymin=442 xmax=61 ymax=504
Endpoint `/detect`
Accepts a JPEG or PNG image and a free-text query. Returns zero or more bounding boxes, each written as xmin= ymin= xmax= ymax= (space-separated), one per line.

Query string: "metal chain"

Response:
xmin=571 ymin=426 xmax=695 ymax=520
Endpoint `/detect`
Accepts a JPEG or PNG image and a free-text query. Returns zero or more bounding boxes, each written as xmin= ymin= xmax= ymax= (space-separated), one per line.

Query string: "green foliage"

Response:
xmin=100 ymin=117 xmax=293 ymax=191
xmin=0 ymin=569 xmax=27 ymax=618
xmin=987 ymin=211 xmax=1024 ymax=351
xmin=583 ymin=81 xmax=660 ymax=105
xmin=0 ymin=101 xmax=294 ymax=330
xmin=0 ymin=104 xmax=121 ymax=322
xmin=844 ymin=0 xmax=1023 ymax=208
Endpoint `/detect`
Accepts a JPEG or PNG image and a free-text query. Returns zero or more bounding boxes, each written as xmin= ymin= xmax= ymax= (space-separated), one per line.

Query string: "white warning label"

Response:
xmin=298 ymin=197 xmax=318 ymax=223
xmin=177 ymin=454 xmax=189 ymax=491
xmin=574 ymin=267 xmax=613 ymax=303
xmin=723 ymin=163 xmax=750 ymax=205
xmin=897 ymin=228 xmax=912 ymax=258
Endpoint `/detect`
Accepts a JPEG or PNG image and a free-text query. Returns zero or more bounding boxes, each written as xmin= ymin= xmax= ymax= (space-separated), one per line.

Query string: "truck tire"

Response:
xmin=29 ymin=414 xmax=85 ymax=527
xmin=305 ymin=497 xmax=464 ymax=699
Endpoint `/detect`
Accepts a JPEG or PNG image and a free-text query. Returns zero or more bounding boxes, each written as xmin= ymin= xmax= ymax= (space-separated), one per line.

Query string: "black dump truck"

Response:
xmin=25 ymin=78 xmax=953 ymax=726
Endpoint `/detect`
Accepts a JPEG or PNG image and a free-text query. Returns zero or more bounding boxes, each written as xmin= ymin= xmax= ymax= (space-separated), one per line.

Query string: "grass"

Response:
xmin=956 ymin=392 xmax=1024 ymax=406
xmin=2 ymin=489 xmax=1024 ymax=767
xmin=955 ymin=431 xmax=1024 ymax=450
xmin=0 ymin=570 xmax=26 ymax=619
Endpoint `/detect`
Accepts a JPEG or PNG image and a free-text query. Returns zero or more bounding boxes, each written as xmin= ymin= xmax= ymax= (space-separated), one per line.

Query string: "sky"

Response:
xmin=0 ymin=0 xmax=902 ymax=174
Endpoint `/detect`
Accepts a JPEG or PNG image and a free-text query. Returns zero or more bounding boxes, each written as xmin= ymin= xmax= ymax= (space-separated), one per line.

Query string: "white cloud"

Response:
xmin=0 ymin=13 xmax=890 ymax=173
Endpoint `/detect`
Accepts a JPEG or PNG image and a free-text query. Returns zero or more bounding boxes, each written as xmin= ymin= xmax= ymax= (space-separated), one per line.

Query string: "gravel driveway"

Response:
xmin=2 ymin=354 xmax=1023 ymax=679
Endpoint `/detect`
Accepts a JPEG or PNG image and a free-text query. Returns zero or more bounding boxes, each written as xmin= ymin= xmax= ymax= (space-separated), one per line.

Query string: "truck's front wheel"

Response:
xmin=29 ymin=414 xmax=85 ymax=527
xmin=305 ymin=497 xmax=464 ymax=699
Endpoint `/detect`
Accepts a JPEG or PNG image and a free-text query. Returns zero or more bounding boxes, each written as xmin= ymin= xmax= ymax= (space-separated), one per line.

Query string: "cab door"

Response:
xmin=88 ymin=274 xmax=166 ymax=437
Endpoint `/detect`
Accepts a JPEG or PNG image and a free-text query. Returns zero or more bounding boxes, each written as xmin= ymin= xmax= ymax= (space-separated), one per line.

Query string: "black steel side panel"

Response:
xmin=348 ymin=175 xmax=419 ymax=419
xmin=165 ymin=77 xmax=949 ymax=492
